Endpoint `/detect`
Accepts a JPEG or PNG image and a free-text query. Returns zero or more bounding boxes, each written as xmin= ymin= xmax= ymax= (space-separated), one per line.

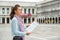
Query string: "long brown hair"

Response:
xmin=10 ymin=4 xmax=20 ymax=20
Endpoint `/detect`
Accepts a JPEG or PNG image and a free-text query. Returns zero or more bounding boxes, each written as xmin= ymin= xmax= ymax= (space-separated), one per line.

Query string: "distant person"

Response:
xmin=10 ymin=4 xmax=31 ymax=40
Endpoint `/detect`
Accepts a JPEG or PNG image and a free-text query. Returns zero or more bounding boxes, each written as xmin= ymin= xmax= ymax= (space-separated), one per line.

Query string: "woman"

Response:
xmin=10 ymin=4 xmax=31 ymax=40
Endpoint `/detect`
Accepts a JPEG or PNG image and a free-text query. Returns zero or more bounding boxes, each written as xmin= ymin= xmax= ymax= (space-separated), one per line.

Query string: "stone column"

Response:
xmin=5 ymin=17 xmax=6 ymax=24
xmin=54 ymin=17 xmax=56 ymax=24
xmin=38 ymin=18 xmax=40 ymax=24
xmin=27 ymin=18 xmax=28 ymax=24
xmin=0 ymin=17 xmax=1 ymax=24
xmin=22 ymin=8 xmax=24 ymax=14
xmin=1 ymin=17 xmax=2 ymax=24
xmin=26 ymin=8 xmax=28 ymax=14
xmin=31 ymin=17 xmax=32 ymax=23
xmin=30 ymin=8 xmax=32 ymax=14
xmin=42 ymin=18 xmax=43 ymax=24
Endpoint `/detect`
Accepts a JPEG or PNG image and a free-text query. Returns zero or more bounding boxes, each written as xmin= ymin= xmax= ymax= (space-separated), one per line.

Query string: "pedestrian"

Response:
xmin=10 ymin=4 xmax=31 ymax=40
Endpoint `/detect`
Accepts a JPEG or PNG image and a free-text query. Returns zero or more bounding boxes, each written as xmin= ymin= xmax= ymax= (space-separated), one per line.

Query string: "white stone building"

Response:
xmin=0 ymin=0 xmax=60 ymax=25
xmin=0 ymin=1 xmax=37 ymax=25
xmin=36 ymin=0 xmax=60 ymax=24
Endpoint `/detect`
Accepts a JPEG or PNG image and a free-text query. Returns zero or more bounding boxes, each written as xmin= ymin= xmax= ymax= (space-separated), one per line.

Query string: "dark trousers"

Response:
xmin=13 ymin=36 xmax=23 ymax=40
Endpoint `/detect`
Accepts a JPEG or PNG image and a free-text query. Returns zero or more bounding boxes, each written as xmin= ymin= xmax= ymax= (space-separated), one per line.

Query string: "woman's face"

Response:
xmin=15 ymin=7 xmax=22 ymax=15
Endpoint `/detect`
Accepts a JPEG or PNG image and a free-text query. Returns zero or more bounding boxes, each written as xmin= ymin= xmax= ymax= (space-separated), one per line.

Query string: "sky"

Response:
xmin=0 ymin=0 xmax=44 ymax=2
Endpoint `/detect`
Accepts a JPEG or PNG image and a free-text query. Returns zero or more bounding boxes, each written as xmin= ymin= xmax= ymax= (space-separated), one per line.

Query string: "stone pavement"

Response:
xmin=25 ymin=24 xmax=60 ymax=40
xmin=0 ymin=24 xmax=12 ymax=40
xmin=0 ymin=24 xmax=60 ymax=40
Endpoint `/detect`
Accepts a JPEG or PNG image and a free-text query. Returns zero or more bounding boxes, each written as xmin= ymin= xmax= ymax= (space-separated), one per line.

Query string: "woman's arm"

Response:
xmin=21 ymin=14 xmax=31 ymax=18
xmin=11 ymin=18 xmax=26 ymax=36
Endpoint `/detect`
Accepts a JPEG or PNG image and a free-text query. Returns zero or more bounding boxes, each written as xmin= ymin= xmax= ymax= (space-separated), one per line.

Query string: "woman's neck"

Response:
xmin=15 ymin=14 xmax=20 ymax=17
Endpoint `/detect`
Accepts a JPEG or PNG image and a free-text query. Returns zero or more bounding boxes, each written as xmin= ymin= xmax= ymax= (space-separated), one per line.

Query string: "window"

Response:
xmin=39 ymin=19 xmax=40 ymax=24
xmin=56 ymin=17 xmax=57 ymax=23
xmin=7 ymin=8 xmax=9 ymax=14
xmin=32 ymin=9 xmax=34 ymax=14
xmin=28 ymin=18 xmax=31 ymax=23
xmin=2 ymin=18 xmax=5 ymax=24
xmin=24 ymin=9 xmax=26 ymax=14
xmin=2 ymin=8 xmax=5 ymax=14
xmin=24 ymin=18 xmax=27 ymax=23
xmin=32 ymin=18 xmax=34 ymax=22
xmin=7 ymin=17 xmax=9 ymax=23
xmin=28 ymin=9 xmax=30 ymax=14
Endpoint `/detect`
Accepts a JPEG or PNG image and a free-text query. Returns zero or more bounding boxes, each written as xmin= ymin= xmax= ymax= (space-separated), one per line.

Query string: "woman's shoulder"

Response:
xmin=12 ymin=17 xmax=17 ymax=22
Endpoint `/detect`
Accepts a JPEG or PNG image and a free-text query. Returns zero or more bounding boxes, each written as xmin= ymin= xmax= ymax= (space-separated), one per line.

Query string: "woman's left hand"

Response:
xmin=27 ymin=14 xmax=31 ymax=18
xmin=21 ymin=14 xmax=31 ymax=18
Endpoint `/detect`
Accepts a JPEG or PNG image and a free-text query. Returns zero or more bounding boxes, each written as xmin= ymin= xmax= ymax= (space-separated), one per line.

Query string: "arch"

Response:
xmin=59 ymin=17 xmax=60 ymax=23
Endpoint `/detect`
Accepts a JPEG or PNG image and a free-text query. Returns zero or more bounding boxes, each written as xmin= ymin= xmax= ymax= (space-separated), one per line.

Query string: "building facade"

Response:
xmin=0 ymin=1 xmax=37 ymax=25
xmin=37 ymin=0 xmax=60 ymax=24
xmin=0 ymin=0 xmax=60 ymax=25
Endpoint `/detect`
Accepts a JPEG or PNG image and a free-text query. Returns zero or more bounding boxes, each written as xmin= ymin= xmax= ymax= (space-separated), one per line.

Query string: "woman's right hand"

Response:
xmin=26 ymin=32 xmax=31 ymax=35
